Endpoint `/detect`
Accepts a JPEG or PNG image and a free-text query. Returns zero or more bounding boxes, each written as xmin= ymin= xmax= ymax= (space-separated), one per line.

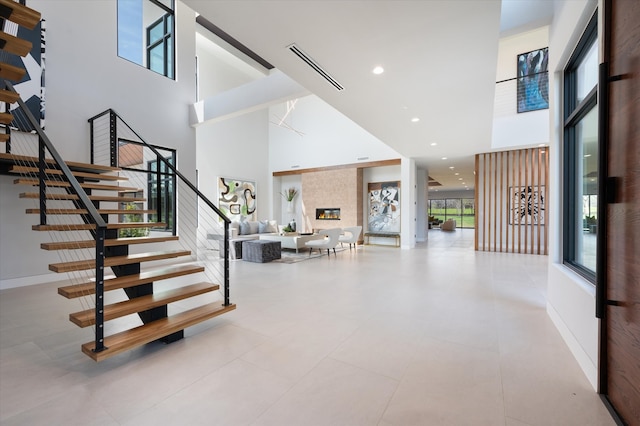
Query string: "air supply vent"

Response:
xmin=288 ymin=43 xmax=344 ymax=91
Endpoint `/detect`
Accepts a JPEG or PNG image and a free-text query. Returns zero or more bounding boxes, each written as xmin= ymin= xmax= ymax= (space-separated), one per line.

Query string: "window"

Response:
xmin=148 ymin=155 xmax=176 ymax=233
xmin=428 ymin=198 xmax=475 ymax=228
xmin=563 ymin=13 xmax=598 ymax=280
xmin=118 ymin=0 xmax=175 ymax=79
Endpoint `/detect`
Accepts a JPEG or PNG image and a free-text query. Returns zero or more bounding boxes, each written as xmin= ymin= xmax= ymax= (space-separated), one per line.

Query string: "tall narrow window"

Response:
xmin=563 ymin=13 xmax=598 ymax=280
xmin=118 ymin=0 xmax=175 ymax=79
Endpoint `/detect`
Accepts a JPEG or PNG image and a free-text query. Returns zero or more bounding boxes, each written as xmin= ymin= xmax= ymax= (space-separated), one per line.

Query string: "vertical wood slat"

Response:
xmin=524 ymin=149 xmax=529 ymax=253
xmin=483 ymin=153 xmax=487 ymax=251
xmin=517 ymin=149 xmax=522 ymax=253
xmin=537 ymin=148 xmax=542 ymax=255
xmin=544 ymin=148 xmax=549 ymax=255
xmin=474 ymin=154 xmax=479 ymax=251
xmin=493 ymin=152 xmax=498 ymax=252
xmin=500 ymin=151 xmax=504 ymax=253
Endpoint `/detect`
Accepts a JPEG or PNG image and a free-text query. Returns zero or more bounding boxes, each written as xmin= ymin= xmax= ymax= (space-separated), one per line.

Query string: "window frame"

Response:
xmin=562 ymin=12 xmax=599 ymax=282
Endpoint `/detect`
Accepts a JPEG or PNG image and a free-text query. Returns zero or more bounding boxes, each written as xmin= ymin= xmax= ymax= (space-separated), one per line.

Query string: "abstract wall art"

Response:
xmin=218 ymin=177 xmax=256 ymax=222
xmin=509 ymin=185 xmax=545 ymax=225
xmin=517 ymin=47 xmax=549 ymax=113
xmin=368 ymin=181 xmax=400 ymax=233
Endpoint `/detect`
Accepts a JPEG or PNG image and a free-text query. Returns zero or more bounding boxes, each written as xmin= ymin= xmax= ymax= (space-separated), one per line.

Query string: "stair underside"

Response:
xmin=70 ymin=282 xmax=218 ymax=327
xmin=49 ymin=249 xmax=191 ymax=273
xmin=0 ymin=0 xmax=42 ymax=29
xmin=27 ymin=208 xmax=156 ymax=216
xmin=82 ymin=303 xmax=236 ymax=362
xmin=14 ymin=178 xmax=138 ymax=192
xmin=33 ymin=222 xmax=165 ymax=232
xmin=42 ymin=235 xmax=178 ymax=251
xmin=20 ymin=192 xmax=145 ymax=202
xmin=0 ymin=153 xmax=121 ymax=174
xmin=10 ymin=165 xmax=127 ymax=181
xmin=58 ymin=264 xmax=205 ymax=298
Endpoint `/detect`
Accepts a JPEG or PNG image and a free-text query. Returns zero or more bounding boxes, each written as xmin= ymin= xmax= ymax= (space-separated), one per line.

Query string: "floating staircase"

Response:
xmin=1 ymin=0 xmax=234 ymax=362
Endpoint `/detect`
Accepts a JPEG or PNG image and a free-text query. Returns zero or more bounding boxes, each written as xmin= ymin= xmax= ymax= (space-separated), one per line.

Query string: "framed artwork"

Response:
xmin=218 ymin=177 xmax=256 ymax=222
xmin=517 ymin=47 xmax=549 ymax=113
xmin=510 ymin=186 xmax=545 ymax=225
xmin=368 ymin=181 xmax=400 ymax=233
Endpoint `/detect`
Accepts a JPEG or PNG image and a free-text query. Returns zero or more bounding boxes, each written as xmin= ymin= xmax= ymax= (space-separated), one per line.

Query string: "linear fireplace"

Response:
xmin=316 ymin=208 xmax=341 ymax=220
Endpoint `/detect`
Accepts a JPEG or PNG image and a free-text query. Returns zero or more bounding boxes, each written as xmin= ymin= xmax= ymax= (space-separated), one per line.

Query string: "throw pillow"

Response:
xmin=266 ymin=220 xmax=278 ymax=233
xmin=248 ymin=221 xmax=259 ymax=235
xmin=258 ymin=220 xmax=269 ymax=233
xmin=239 ymin=221 xmax=250 ymax=235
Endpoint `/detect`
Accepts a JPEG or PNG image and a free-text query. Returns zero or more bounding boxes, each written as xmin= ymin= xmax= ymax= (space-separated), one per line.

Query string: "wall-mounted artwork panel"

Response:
xmin=218 ymin=177 xmax=256 ymax=222
xmin=368 ymin=181 xmax=400 ymax=233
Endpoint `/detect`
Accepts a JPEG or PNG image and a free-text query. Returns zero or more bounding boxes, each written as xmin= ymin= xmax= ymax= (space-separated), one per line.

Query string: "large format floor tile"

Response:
xmin=0 ymin=229 xmax=615 ymax=425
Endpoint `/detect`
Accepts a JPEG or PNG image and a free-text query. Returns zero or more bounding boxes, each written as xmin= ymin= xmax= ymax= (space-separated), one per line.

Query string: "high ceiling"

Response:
xmin=185 ymin=0 xmax=555 ymax=191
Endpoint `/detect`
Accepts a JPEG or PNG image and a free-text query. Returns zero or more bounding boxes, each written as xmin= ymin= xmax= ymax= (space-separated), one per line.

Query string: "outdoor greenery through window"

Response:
xmin=563 ymin=12 xmax=598 ymax=280
xmin=428 ymin=198 xmax=475 ymax=228
xmin=118 ymin=0 xmax=175 ymax=79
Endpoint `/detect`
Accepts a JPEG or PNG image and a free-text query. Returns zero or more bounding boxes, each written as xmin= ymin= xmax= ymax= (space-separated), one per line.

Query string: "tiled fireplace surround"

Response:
xmin=300 ymin=168 xmax=363 ymax=240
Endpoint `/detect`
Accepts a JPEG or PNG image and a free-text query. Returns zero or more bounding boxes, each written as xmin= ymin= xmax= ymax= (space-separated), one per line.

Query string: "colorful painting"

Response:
xmin=510 ymin=186 xmax=545 ymax=225
xmin=517 ymin=47 xmax=549 ymax=113
xmin=368 ymin=181 xmax=400 ymax=233
xmin=218 ymin=177 xmax=256 ymax=222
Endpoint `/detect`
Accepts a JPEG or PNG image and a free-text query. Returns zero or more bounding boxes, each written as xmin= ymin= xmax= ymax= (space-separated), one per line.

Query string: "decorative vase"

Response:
xmin=287 ymin=200 xmax=294 ymax=213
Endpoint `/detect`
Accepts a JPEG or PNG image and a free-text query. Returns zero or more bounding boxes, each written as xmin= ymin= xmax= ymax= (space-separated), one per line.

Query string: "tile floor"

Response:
xmin=0 ymin=229 xmax=615 ymax=425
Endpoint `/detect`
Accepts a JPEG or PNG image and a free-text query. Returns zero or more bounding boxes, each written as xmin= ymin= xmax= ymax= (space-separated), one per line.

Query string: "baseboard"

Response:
xmin=0 ymin=272 xmax=60 ymax=290
xmin=547 ymin=301 xmax=599 ymax=390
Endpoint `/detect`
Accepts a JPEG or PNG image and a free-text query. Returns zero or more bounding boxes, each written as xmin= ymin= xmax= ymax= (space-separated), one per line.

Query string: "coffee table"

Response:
xmin=259 ymin=233 xmax=325 ymax=253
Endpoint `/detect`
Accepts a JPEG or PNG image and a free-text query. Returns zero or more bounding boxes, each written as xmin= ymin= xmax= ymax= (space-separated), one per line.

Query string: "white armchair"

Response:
xmin=305 ymin=228 xmax=342 ymax=256
xmin=339 ymin=226 xmax=362 ymax=249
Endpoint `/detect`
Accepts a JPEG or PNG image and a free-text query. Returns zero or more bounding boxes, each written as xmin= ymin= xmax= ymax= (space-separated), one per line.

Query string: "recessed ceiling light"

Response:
xmin=442 ymin=157 xmax=447 ymax=160
xmin=372 ymin=66 xmax=384 ymax=75
xmin=584 ymin=154 xmax=591 ymax=158
xmin=454 ymin=172 xmax=459 ymax=176
xmin=458 ymin=178 xmax=463 ymax=180
xmin=538 ymin=143 xmax=546 ymax=147
xmin=462 ymin=182 xmax=466 ymax=185
xmin=430 ymin=142 xmax=437 ymax=146
xmin=449 ymin=166 xmax=455 ymax=170
xmin=411 ymin=117 xmax=420 ymax=123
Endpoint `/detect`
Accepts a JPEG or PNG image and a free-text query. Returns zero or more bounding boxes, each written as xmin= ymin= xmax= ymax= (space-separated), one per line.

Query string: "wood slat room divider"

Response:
xmin=475 ymin=147 xmax=549 ymax=255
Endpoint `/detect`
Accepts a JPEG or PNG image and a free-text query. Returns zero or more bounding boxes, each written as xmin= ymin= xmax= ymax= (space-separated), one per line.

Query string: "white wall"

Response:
xmin=0 ymin=1 xmax=198 ymax=289
xmin=195 ymin=109 xmax=271 ymax=221
xmin=546 ymin=0 xmax=599 ymax=389
xmin=269 ymin=95 xmax=400 ymax=173
xmin=493 ymin=27 xmax=550 ymax=149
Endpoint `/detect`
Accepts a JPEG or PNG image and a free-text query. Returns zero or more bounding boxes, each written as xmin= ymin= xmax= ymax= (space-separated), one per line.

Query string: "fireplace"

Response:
xmin=316 ymin=208 xmax=341 ymax=220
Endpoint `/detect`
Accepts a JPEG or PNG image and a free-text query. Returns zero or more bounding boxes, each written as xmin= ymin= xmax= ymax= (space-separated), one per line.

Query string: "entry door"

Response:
xmin=603 ymin=0 xmax=640 ymax=423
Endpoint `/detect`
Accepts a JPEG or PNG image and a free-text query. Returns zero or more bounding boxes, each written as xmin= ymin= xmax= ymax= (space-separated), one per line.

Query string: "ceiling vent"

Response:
xmin=288 ymin=43 xmax=344 ymax=91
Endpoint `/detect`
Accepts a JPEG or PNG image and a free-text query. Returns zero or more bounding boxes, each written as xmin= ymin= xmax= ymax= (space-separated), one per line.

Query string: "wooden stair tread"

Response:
xmin=0 ymin=88 xmax=20 ymax=104
xmin=42 ymin=235 xmax=178 ymax=250
xmin=0 ymin=30 xmax=33 ymax=56
xmin=0 ymin=111 xmax=14 ymax=124
xmin=27 ymin=208 xmax=156 ymax=216
xmin=49 ymin=249 xmax=191 ymax=273
xmin=81 ymin=303 xmax=236 ymax=362
xmin=0 ymin=153 xmax=121 ymax=174
xmin=58 ymin=264 xmax=205 ymax=298
xmin=10 ymin=165 xmax=127 ymax=181
xmin=70 ymin=282 xmax=219 ymax=328
xmin=20 ymin=192 xmax=144 ymax=202
xmin=33 ymin=222 xmax=165 ymax=232
xmin=0 ymin=0 xmax=42 ymax=29
xmin=14 ymin=178 xmax=139 ymax=192
xmin=0 ymin=62 xmax=25 ymax=82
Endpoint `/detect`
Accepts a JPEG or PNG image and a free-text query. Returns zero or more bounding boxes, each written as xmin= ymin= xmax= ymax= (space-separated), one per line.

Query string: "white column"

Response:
xmin=401 ymin=157 xmax=416 ymax=249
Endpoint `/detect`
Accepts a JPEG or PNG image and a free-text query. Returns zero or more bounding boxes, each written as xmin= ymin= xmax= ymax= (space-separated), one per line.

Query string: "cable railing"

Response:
xmin=88 ymin=109 xmax=231 ymax=306
xmin=2 ymin=80 xmax=109 ymax=353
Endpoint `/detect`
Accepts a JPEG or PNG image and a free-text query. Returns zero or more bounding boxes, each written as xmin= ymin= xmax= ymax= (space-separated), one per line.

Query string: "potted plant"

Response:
xmin=281 ymin=187 xmax=298 ymax=213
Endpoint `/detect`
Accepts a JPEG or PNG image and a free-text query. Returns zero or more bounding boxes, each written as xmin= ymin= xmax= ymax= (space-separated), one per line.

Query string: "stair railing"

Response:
xmin=88 ymin=109 xmax=232 ymax=307
xmin=3 ymin=80 xmax=109 ymax=353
